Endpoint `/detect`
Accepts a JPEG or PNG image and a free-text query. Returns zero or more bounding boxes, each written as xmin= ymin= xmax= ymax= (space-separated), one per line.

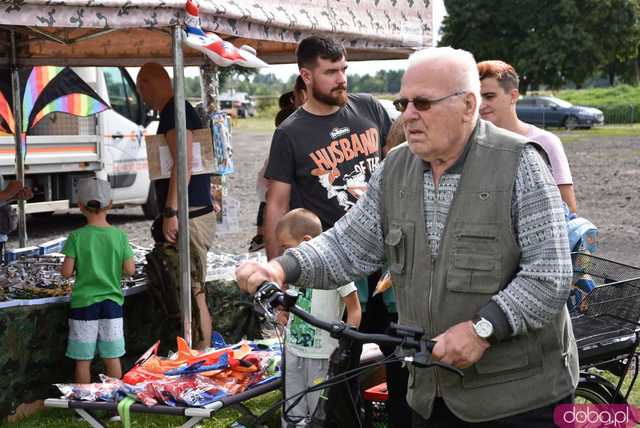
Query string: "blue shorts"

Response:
xmin=66 ymin=300 xmax=125 ymax=360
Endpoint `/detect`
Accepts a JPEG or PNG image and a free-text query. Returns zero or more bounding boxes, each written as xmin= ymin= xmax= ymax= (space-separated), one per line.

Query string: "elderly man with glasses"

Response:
xmin=237 ymin=46 xmax=578 ymax=426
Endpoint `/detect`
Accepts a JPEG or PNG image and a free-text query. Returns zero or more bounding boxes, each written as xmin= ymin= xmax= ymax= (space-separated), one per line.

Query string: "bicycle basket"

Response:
xmin=570 ymin=253 xmax=640 ymax=357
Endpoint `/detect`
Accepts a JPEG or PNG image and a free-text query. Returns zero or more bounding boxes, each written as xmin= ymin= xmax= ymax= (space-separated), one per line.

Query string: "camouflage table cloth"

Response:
xmin=0 ymin=279 xmax=255 ymax=418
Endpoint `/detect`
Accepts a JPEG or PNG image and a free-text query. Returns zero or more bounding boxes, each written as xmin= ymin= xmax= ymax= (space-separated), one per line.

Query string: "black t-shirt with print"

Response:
xmin=265 ymin=93 xmax=392 ymax=230
xmin=154 ymin=97 xmax=212 ymax=209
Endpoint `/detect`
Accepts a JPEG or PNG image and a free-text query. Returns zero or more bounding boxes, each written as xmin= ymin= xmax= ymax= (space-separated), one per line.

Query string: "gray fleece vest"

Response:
xmin=382 ymin=120 xmax=578 ymax=422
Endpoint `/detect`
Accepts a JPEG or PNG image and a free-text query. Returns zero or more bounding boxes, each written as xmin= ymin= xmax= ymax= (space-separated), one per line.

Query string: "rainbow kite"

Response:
xmin=31 ymin=93 xmax=109 ymax=130
xmin=0 ymin=90 xmax=14 ymax=135
xmin=22 ymin=66 xmax=64 ymax=132
xmin=0 ymin=66 xmax=110 ymax=160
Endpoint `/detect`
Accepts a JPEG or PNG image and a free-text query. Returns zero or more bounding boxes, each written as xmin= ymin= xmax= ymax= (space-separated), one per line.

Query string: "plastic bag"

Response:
xmin=151 ymin=375 xmax=229 ymax=407
xmin=55 ymin=377 xmax=120 ymax=402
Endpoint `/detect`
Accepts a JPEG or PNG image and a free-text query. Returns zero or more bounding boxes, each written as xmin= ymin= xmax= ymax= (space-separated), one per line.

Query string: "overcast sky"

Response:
xmin=258 ymin=59 xmax=408 ymax=82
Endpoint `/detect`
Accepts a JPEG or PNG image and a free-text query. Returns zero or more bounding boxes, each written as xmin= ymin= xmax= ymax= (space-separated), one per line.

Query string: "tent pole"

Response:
xmin=10 ymin=30 xmax=27 ymax=247
xmin=172 ymin=25 xmax=192 ymax=347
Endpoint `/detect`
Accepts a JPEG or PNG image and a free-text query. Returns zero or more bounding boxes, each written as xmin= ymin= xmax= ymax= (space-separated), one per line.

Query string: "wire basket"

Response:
xmin=570 ymin=253 xmax=640 ymax=357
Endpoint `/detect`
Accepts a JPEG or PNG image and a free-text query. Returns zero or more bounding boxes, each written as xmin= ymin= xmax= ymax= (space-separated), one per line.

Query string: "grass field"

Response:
xmin=230 ymin=116 xmax=638 ymax=144
xmin=231 ymin=116 xmax=276 ymax=134
xmin=1 ymin=391 xmax=282 ymax=428
xmin=554 ymin=124 xmax=639 ymax=143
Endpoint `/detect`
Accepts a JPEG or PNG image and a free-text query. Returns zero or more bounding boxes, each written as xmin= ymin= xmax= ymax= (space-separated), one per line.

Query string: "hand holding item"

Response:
xmin=235 ymin=260 xmax=285 ymax=295
xmin=15 ymin=186 xmax=33 ymax=200
xmin=3 ymin=180 xmax=24 ymax=200
xmin=431 ymin=321 xmax=490 ymax=369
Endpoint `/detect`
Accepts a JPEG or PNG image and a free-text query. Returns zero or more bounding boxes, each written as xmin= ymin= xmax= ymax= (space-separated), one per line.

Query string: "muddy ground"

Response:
xmin=8 ymin=128 xmax=640 ymax=269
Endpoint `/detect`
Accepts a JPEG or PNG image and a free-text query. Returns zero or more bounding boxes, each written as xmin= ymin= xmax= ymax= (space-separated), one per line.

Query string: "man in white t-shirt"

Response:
xmin=275 ymin=208 xmax=361 ymax=428
xmin=477 ymin=60 xmax=577 ymax=213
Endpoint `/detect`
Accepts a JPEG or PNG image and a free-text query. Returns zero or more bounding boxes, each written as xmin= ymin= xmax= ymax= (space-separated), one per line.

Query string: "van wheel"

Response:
xmin=142 ymin=186 xmax=159 ymax=220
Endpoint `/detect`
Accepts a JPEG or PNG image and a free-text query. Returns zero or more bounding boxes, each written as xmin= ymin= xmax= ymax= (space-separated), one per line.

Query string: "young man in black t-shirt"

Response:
xmin=264 ymin=36 xmax=392 ymax=428
xmin=264 ymin=37 xmax=392 ymax=259
xmin=137 ymin=63 xmax=216 ymax=350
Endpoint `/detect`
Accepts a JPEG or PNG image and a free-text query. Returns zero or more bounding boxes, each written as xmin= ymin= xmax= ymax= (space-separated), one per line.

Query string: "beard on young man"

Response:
xmin=311 ymin=81 xmax=348 ymax=107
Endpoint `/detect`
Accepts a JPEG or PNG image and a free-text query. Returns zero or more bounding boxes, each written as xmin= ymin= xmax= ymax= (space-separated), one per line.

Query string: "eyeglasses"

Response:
xmin=393 ymin=91 xmax=465 ymax=112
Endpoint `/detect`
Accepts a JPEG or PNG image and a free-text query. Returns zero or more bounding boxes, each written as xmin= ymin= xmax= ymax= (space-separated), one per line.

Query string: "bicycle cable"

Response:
xmin=251 ymin=282 xmax=462 ymax=425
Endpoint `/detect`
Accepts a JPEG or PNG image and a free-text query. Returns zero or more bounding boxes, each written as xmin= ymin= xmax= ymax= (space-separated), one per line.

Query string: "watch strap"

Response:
xmin=477 ymin=300 xmax=513 ymax=343
xmin=472 ymin=315 xmax=498 ymax=345
xmin=163 ymin=207 xmax=177 ymax=218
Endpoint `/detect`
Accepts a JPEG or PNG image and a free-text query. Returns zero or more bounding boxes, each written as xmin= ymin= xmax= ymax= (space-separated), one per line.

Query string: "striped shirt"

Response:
xmin=285 ymin=142 xmax=572 ymax=337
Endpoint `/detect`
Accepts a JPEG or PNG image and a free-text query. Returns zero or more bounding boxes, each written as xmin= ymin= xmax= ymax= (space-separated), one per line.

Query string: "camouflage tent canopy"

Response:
xmin=0 ymin=0 xmax=434 ymax=66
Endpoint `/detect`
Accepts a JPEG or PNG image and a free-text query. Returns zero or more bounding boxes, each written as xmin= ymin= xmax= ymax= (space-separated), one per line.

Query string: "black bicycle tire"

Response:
xmin=575 ymin=382 xmax=614 ymax=404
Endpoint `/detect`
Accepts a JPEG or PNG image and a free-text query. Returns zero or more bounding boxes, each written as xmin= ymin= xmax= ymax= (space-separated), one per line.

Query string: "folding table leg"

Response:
xmin=231 ymin=403 xmax=268 ymax=427
xmin=75 ymin=408 xmax=106 ymax=428
xmin=180 ymin=415 xmax=205 ymax=428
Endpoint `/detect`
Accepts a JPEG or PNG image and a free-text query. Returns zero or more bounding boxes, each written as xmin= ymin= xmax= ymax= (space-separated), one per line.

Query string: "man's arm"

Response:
xmin=488 ymin=145 xmax=573 ymax=336
xmin=264 ymin=180 xmax=291 ymax=260
xmin=558 ymin=184 xmax=577 ymax=214
xmin=236 ymin=162 xmax=388 ymax=295
xmin=0 ymin=180 xmax=24 ymax=203
xmin=341 ymin=291 xmax=362 ymax=328
xmin=163 ymin=128 xmax=194 ymax=244
xmin=279 ymin=163 xmax=388 ymax=289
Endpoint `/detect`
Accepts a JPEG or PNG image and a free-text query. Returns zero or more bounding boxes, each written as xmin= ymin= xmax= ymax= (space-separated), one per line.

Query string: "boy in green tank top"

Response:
xmin=61 ymin=177 xmax=135 ymax=385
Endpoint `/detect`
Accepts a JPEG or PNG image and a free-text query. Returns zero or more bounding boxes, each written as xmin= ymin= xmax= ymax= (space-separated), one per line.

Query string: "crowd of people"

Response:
xmin=0 ymin=31 xmax=581 ymax=428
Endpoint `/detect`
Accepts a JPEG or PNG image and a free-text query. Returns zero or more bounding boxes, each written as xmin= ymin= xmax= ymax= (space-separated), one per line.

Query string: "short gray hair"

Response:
xmin=407 ymin=47 xmax=480 ymax=116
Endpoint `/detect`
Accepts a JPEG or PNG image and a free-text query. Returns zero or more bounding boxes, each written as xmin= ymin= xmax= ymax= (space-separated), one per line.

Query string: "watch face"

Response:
xmin=475 ymin=319 xmax=493 ymax=338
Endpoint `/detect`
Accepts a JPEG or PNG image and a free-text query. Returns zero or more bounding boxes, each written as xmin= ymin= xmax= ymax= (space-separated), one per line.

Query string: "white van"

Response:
xmin=0 ymin=66 xmax=159 ymax=219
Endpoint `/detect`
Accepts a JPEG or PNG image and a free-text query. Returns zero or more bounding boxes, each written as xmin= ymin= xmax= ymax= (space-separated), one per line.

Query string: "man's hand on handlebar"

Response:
xmin=235 ymin=260 xmax=286 ymax=294
xmin=432 ymin=321 xmax=490 ymax=369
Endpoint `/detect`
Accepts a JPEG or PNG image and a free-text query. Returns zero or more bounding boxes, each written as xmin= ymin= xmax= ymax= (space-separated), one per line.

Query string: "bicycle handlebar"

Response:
xmin=254 ymin=282 xmax=462 ymax=376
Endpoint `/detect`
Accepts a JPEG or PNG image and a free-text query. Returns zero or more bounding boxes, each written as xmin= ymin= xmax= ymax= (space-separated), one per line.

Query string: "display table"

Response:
xmin=45 ymin=377 xmax=281 ymax=428
xmin=0 ymin=278 xmax=257 ymax=419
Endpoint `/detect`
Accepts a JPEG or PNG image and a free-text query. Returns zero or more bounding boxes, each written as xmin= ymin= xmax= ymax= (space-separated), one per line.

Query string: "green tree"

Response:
xmin=218 ymin=65 xmax=258 ymax=91
xmin=184 ymin=76 xmax=201 ymax=99
xmin=383 ymin=69 xmax=403 ymax=93
xmin=440 ymin=0 xmax=640 ymax=90
xmin=593 ymin=0 xmax=640 ymax=85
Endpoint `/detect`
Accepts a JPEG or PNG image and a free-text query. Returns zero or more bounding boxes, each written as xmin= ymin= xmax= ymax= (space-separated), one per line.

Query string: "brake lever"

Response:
xmin=404 ymin=353 xmax=464 ymax=377
xmin=402 ymin=339 xmax=464 ymax=377
xmin=252 ymin=282 xmax=299 ymax=322
xmin=252 ymin=282 xmax=280 ymax=321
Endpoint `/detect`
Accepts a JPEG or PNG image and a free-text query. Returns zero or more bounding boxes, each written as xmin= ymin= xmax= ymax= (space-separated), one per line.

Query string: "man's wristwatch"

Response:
xmin=472 ymin=315 xmax=495 ymax=344
xmin=163 ymin=207 xmax=178 ymax=218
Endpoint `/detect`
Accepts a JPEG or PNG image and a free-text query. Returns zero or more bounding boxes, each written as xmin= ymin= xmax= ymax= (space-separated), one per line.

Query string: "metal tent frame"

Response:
xmin=0 ymin=0 xmax=432 ymax=346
